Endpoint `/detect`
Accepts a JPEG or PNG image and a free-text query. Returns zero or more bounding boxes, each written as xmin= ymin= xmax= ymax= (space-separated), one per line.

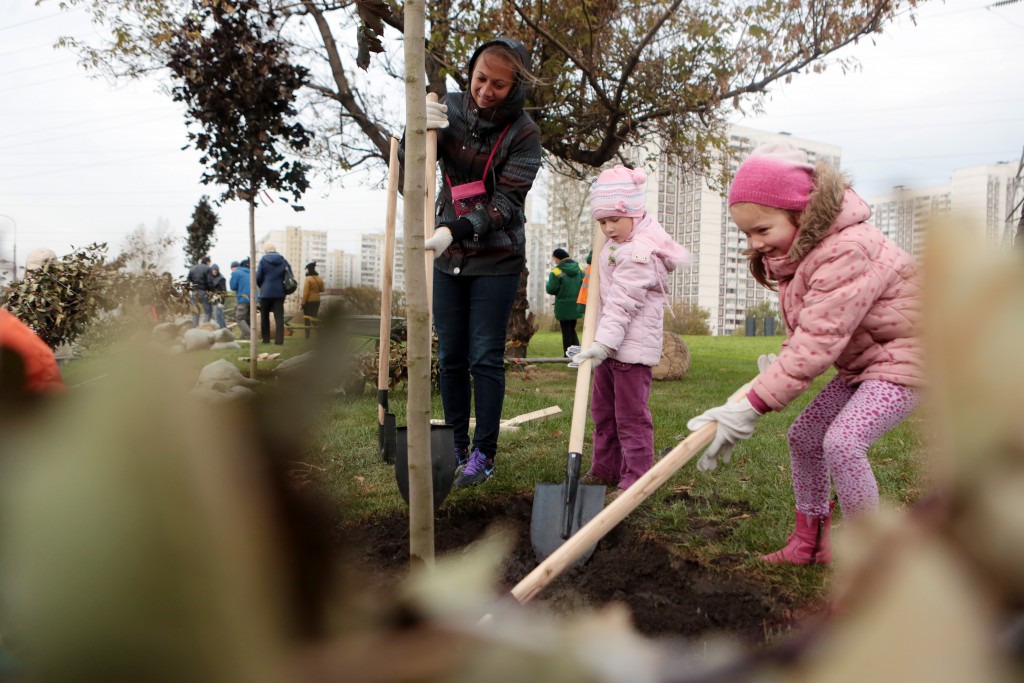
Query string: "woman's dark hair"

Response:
xmin=305 ymin=262 xmax=318 ymax=276
xmin=743 ymin=207 xmax=802 ymax=291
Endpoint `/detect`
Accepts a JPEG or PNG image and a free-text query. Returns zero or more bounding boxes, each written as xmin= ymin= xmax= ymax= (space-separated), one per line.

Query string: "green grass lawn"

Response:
xmin=61 ymin=328 xmax=927 ymax=605
xmin=301 ymin=330 xmax=928 ymax=604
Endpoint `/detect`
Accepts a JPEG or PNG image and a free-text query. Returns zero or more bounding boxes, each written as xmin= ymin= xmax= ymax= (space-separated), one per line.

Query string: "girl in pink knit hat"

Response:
xmin=573 ymin=165 xmax=690 ymax=499
xmin=687 ymin=143 xmax=925 ymax=565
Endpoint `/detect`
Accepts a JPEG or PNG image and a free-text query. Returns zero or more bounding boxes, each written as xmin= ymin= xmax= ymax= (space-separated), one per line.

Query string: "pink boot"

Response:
xmin=760 ymin=506 xmax=832 ymax=565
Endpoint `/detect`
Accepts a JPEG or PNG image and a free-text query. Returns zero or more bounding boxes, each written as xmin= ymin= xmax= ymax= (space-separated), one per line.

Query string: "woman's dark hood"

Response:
xmin=464 ymin=38 xmax=532 ymax=128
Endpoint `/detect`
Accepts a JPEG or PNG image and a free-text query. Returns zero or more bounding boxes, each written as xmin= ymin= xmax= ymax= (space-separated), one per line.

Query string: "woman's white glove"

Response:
xmin=426 ymin=100 xmax=449 ymax=130
xmin=423 ymin=227 xmax=453 ymax=254
xmin=688 ymin=397 xmax=762 ymax=472
xmin=573 ymin=341 xmax=610 ymax=367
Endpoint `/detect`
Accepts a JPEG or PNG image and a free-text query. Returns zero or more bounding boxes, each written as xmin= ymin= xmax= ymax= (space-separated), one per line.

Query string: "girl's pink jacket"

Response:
xmin=594 ymin=213 xmax=690 ymax=366
xmin=751 ymin=163 xmax=925 ymax=412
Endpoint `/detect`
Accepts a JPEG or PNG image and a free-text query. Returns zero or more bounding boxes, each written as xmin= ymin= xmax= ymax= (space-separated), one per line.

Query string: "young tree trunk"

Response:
xmin=403 ymin=0 xmax=434 ymax=569
xmin=505 ymin=268 xmax=537 ymax=359
xmin=249 ymin=199 xmax=257 ymax=378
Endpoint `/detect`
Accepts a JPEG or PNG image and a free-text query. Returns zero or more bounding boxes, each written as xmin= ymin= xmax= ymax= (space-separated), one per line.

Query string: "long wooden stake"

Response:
xmin=567 ymin=225 xmax=606 ymax=455
xmin=424 ymin=92 xmax=439 ymax=329
xmin=378 ymin=138 xmax=399 ymax=425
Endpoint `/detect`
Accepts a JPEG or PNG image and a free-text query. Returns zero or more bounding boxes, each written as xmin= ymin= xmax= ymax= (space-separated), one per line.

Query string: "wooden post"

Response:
xmin=378 ymin=138 xmax=399 ymax=426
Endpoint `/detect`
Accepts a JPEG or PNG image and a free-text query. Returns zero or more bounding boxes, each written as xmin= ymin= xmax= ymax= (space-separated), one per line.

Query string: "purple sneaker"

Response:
xmin=454 ymin=448 xmax=494 ymax=487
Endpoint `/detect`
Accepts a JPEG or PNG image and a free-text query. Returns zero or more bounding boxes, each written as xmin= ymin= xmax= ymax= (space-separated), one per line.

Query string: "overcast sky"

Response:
xmin=2 ymin=0 xmax=1022 ymax=277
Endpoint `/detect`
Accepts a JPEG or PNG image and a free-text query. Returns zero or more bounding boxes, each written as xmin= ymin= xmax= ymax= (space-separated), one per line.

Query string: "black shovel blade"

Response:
xmin=379 ymin=412 xmax=397 ymax=464
xmin=395 ymin=424 xmax=456 ymax=510
xmin=530 ymin=480 xmax=605 ymax=565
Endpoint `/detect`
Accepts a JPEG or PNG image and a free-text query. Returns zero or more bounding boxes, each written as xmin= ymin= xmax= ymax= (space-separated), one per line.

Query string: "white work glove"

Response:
xmin=757 ymin=353 xmax=778 ymax=374
xmin=423 ymin=227 xmax=453 ymax=254
xmin=573 ymin=341 xmax=610 ymax=367
xmin=426 ymin=99 xmax=449 ymax=130
xmin=688 ymin=397 xmax=762 ymax=472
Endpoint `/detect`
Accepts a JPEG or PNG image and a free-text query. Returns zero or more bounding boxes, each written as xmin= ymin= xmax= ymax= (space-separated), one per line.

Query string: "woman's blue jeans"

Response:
xmin=432 ymin=270 xmax=519 ymax=460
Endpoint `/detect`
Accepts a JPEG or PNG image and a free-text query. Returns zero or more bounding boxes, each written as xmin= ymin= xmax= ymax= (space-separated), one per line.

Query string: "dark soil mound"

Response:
xmin=341 ymin=496 xmax=802 ymax=644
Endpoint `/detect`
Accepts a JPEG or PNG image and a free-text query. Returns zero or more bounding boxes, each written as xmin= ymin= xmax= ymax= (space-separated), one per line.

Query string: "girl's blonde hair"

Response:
xmin=742 ymin=206 xmax=802 ymax=291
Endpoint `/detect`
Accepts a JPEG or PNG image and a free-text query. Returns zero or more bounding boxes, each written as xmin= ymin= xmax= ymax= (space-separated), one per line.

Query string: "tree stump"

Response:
xmin=652 ymin=332 xmax=690 ymax=381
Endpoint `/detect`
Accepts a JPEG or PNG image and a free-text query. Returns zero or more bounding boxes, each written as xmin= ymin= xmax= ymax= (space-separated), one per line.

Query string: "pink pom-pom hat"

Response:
xmin=590 ymin=165 xmax=648 ymax=220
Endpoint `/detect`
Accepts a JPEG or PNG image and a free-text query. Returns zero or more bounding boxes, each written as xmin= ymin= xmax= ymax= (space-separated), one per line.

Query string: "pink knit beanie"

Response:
xmin=728 ymin=143 xmax=815 ymax=211
xmin=590 ymin=165 xmax=647 ymax=220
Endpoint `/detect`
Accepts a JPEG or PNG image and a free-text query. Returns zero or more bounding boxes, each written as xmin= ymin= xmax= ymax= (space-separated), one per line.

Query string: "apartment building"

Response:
xmin=867 ymin=186 xmax=951 ymax=259
xmin=325 ymin=249 xmax=359 ymax=289
xmin=867 ymin=161 xmax=1021 ymax=256
xmin=360 ymin=232 xmax=406 ymax=294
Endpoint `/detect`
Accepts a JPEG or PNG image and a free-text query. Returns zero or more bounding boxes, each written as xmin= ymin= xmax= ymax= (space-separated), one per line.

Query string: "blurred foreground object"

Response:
xmin=2 ymin=215 xmax=1024 ymax=681
xmin=789 ymin=214 xmax=1024 ymax=683
xmin=0 ymin=308 xmax=64 ymax=396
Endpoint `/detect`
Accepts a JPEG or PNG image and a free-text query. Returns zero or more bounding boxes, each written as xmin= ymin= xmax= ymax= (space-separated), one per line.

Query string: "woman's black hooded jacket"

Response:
xmin=402 ymin=38 xmax=543 ymax=277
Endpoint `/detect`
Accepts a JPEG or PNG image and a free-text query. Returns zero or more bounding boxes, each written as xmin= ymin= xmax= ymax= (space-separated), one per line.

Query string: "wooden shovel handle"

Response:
xmin=568 ymin=226 xmax=606 ymax=454
xmin=424 ymin=92 xmax=439 ymax=325
xmin=511 ymin=378 xmax=756 ymax=604
xmin=378 ymin=138 xmax=400 ymax=418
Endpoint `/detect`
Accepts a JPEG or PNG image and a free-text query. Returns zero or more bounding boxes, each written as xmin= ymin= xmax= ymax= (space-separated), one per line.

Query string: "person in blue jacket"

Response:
xmin=255 ymin=244 xmax=291 ymax=345
xmin=228 ymin=259 xmax=251 ymax=337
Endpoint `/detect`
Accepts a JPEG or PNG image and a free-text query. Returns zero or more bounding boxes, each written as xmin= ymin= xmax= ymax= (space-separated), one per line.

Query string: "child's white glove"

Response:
xmin=573 ymin=342 xmax=610 ymax=367
xmin=423 ymin=227 xmax=453 ymax=254
xmin=757 ymin=353 xmax=778 ymax=374
xmin=688 ymin=397 xmax=762 ymax=472
xmin=426 ymin=99 xmax=449 ymax=130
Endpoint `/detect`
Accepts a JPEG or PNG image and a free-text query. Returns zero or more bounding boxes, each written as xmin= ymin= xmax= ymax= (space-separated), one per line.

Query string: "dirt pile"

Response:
xmin=341 ymin=496 xmax=805 ymax=643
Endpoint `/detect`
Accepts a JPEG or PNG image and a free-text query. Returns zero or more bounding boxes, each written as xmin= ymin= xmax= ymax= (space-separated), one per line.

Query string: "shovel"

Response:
xmin=515 ymin=378 xmax=758 ymax=605
xmin=530 ymin=225 xmax=607 ymax=565
xmin=394 ymin=94 xmax=457 ymax=507
xmin=378 ymin=137 xmax=400 ymax=464
xmin=395 ymin=424 xmax=456 ymax=510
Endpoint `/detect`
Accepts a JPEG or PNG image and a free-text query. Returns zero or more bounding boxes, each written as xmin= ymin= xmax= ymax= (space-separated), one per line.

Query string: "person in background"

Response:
xmin=687 ymin=143 xmax=924 ymax=565
xmin=186 ymin=256 xmax=213 ymax=328
xmin=207 ymin=263 xmax=227 ymax=329
xmin=573 ymin=166 xmax=690 ymax=501
xmin=0 ymin=308 xmax=65 ymax=395
xmin=545 ymin=247 xmax=584 ymax=355
xmin=228 ymin=260 xmax=251 ymax=337
xmin=255 ymin=244 xmax=290 ymax=345
xmin=23 ymin=247 xmax=56 ymax=273
xmin=152 ymin=271 xmax=175 ymax=322
xmin=576 ymin=250 xmax=592 ymax=309
xmin=300 ymin=262 xmax=324 ymax=339
xmin=405 ymin=37 xmax=543 ymax=488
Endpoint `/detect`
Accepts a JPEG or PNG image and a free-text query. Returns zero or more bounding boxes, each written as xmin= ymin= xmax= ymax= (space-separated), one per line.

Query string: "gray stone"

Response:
xmin=214 ymin=327 xmax=236 ymax=343
xmin=183 ymin=328 xmax=217 ymax=352
xmin=196 ymin=359 xmax=260 ymax=389
xmin=152 ymin=322 xmax=178 ymax=342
